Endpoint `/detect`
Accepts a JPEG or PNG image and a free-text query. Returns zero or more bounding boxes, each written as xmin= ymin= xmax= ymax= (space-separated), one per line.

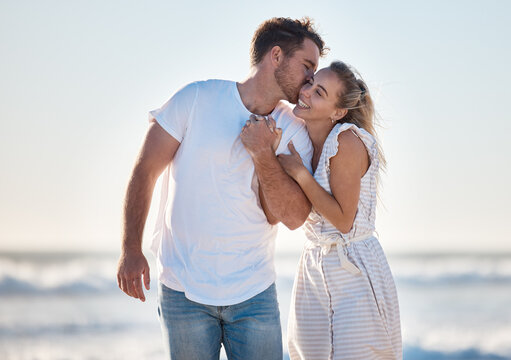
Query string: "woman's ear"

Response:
xmin=333 ymin=108 xmax=348 ymax=121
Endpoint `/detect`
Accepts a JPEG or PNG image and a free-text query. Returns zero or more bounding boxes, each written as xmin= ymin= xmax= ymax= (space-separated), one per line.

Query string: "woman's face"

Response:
xmin=292 ymin=68 xmax=344 ymax=124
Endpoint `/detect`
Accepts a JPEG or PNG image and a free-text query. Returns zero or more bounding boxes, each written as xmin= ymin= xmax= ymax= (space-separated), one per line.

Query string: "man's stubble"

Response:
xmin=274 ymin=59 xmax=301 ymax=105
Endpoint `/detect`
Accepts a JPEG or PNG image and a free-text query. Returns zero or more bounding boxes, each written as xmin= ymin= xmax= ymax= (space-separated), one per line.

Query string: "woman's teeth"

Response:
xmin=298 ymin=99 xmax=310 ymax=109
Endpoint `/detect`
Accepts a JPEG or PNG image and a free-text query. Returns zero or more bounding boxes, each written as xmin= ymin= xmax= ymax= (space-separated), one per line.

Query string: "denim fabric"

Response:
xmin=158 ymin=282 xmax=282 ymax=360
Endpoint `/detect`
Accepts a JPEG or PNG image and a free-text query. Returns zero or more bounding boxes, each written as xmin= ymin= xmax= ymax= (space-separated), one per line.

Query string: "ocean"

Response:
xmin=0 ymin=251 xmax=510 ymax=360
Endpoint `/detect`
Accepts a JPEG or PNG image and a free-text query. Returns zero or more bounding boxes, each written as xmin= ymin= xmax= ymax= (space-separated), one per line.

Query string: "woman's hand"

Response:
xmin=278 ymin=141 xmax=307 ymax=182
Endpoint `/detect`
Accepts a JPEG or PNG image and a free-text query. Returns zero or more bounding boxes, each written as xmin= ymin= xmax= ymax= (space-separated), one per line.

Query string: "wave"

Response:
xmin=395 ymin=272 xmax=511 ymax=286
xmin=388 ymin=253 xmax=511 ymax=286
xmin=0 ymin=274 xmax=117 ymax=295
xmin=0 ymin=321 xmax=147 ymax=337
xmin=0 ymin=253 xmax=122 ymax=295
xmin=277 ymin=252 xmax=511 ymax=286
xmin=284 ymin=347 xmax=511 ymax=360
xmin=2 ymin=252 xmax=511 ymax=295
xmin=403 ymin=346 xmax=511 ymax=360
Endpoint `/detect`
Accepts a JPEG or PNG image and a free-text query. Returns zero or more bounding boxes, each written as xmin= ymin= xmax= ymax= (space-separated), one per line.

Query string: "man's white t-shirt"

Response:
xmin=149 ymin=79 xmax=313 ymax=306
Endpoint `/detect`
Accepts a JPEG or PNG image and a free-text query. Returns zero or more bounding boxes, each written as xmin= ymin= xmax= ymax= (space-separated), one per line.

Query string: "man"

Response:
xmin=117 ymin=17 xmax=326 ymax=359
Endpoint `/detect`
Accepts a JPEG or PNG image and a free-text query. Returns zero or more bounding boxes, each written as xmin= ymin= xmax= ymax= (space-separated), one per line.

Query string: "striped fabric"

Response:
xmin=287 ymin=123 xmax=402 ymax=360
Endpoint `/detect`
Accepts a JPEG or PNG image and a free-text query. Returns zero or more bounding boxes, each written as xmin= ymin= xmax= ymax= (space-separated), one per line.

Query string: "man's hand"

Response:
xmin=117 ymin=249 xmax=151 ymax=302
xmin=240 ymin=114 xmax=282 ymax=157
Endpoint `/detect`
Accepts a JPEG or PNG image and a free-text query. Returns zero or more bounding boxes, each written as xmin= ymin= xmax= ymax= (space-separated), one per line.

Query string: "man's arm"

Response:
xmin=254 ymin=151 xmax=311 ymax=229
xmin=241 ymin=116 xmax=310 ymax=230
xmin=259 ymin=186 xmax=279 ymax=225
xmin=117 ymin=121 xmax=180 ymax=302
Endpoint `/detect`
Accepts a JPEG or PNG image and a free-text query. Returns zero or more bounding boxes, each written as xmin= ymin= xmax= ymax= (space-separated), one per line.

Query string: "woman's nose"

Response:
xmin=301 ymin=85 xmax=312 ymax=98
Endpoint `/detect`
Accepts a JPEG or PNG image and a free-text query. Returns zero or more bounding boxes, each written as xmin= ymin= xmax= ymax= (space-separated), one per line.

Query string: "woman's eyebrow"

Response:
xmin=317 ymin=84 xmax=328 ymax=96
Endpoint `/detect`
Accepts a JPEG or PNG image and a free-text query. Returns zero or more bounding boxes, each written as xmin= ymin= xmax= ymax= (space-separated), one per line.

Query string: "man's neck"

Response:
xmin=237 ymin=71 xmax=283 ymax=115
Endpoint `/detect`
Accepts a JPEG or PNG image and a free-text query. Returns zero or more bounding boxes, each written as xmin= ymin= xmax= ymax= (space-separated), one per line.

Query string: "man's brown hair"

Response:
xmin=250 ymin=17 xmax=327 ymax=66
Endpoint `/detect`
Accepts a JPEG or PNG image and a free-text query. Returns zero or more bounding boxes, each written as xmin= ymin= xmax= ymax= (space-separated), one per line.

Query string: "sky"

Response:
xmin=0 ymin=0 xmax=510 ymax=254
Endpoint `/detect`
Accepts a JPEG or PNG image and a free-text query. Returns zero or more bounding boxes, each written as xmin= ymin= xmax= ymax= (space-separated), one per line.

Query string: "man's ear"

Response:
xmin=270 ymin=46 xmax=283 ymax=67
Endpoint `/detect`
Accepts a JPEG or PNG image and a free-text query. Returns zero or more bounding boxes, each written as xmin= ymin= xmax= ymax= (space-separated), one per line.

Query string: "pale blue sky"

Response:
xmin=1 ymin=0 xmax=509 ymax=253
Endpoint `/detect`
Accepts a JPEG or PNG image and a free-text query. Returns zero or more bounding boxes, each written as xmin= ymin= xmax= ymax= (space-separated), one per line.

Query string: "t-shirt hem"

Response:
xmin=160 ymin=276 xmax=277 ymax=306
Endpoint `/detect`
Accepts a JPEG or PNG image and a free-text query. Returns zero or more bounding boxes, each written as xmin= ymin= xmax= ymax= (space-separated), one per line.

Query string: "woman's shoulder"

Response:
xmin=333 ymin=122 xmax=374 ymax=140
xmin=326 ymin=122 xmax=370 ymax=149
xmin=322 ymin=123 xmax=377 ymax=172
xmin=336 ymin=128 xmax=367 ymax=155
xmin=332 ymin=123 xmax=376 ymax=153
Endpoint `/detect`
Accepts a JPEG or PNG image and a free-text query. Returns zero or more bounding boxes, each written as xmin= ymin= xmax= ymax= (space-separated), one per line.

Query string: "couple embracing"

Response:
xmin=117 ymin=17 xmax=402 ymax=360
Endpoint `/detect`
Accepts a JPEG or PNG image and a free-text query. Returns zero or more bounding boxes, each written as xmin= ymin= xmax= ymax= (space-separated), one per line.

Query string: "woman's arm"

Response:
xmin=278 ymin=131 xmax=369 ymax=233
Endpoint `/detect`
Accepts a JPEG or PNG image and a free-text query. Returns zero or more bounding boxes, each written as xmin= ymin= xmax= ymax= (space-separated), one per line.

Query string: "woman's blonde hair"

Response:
xmin=330 ymin=61 xmax=386 ymax=176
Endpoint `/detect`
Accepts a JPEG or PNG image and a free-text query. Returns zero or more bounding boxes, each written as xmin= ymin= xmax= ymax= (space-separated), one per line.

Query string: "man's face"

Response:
xmin=274 ymin=38 xmax=320 ymax=104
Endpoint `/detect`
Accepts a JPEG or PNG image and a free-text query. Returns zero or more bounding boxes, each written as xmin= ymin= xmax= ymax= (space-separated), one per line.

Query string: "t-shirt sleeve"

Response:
xmin=148 ymin=82 xmax=198 ymax=143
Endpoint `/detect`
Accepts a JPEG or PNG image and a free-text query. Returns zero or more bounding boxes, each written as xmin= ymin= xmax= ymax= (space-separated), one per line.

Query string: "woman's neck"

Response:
xmin=307 ymin=121 xmax=335 ymax=155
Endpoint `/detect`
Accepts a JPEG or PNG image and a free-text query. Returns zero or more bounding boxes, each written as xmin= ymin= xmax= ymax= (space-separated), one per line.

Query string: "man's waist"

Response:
xmin=158 ymin=265 xmax=277 ymax=306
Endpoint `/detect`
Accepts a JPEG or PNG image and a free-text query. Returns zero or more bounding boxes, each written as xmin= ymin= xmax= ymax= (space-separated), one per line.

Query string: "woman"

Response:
xmin=279 ymin=61 xmax=402 ymax=359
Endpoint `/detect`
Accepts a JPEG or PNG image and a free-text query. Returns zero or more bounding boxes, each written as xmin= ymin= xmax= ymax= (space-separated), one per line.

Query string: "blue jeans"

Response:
xmin=158 ymin=282 xmax=283 ymax=360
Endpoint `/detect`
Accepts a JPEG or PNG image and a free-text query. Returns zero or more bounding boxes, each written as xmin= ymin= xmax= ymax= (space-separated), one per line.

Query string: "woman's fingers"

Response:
xmin=249 ymin=114 xmax=259 ymax=124
xmin=242 ymin=120 xmax=250 ymax=132
xmin=288 ymin=141 xmax=298 ymax=154
xmin=245 ymin=114 xmax=280 ymax=137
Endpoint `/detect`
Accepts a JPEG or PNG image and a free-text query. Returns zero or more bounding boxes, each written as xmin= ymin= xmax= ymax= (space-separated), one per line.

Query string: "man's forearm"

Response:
xmin=121 ymin=167 xmax=158 ymax=253
xmin=253 ymin=150 xmax=311 ymax=230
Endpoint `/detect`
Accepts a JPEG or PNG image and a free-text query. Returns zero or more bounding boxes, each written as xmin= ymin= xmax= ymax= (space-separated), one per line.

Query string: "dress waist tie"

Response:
xmin=306 ymin=232 xmax=374 ymax=275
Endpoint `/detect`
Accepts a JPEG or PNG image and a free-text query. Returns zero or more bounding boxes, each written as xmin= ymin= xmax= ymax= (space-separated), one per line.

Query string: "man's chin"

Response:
xmin=288 ymin=87 xmax=302 ymax=104
xmin=287 ymin=94 xmax=299 ymax=104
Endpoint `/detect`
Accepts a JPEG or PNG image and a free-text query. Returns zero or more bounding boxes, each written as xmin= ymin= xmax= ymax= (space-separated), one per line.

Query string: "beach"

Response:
xmin=1 ymin=251 xmax=510 ymax=360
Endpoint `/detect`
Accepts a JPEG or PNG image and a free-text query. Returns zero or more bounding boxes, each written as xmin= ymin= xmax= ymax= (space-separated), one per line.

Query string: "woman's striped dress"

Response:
xmin=287 ymin=123 xmax=402 ymax=360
